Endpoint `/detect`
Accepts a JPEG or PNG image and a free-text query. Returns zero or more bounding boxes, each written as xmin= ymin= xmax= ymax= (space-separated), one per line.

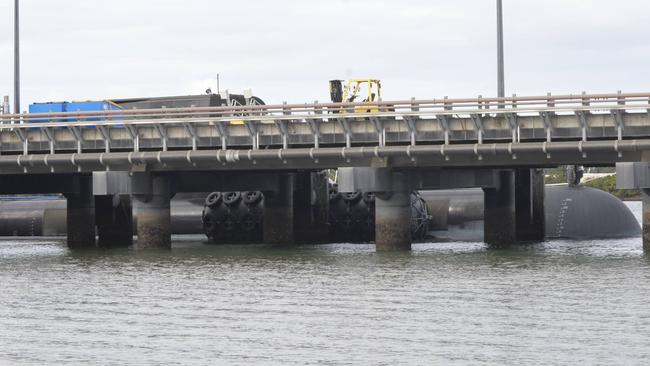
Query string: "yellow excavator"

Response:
xmin=329 ymin=79 xmax=382 ymax=113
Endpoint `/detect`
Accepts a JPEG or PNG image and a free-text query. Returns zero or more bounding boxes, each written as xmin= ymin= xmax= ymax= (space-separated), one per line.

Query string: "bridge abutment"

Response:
xmin=132 ymin=174 xmax=172 ymax=250
xmin=263 ymin=173 xmax=295 ymax=246
xmin=65 ymin=175 xmax=96 ymax=249
xmin=96 ymin=194 xmax=133 ymax=248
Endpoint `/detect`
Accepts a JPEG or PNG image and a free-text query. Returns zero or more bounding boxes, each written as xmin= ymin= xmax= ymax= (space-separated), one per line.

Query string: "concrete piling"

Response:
xmin=263 ymin=174 xmax=295 ymax=246
xmin=483 ymin=170 xmax=517 ymax=247
xmin=293 ymin=171 xmax=330 ymax=243
xmin=133 ymin=175 xmax=171 ymax=250
xmin=643 ymin=189 xmax=650 ymax=252
xmin=96 ymin=194 xmax=133 ymax=248
xmin=484 ymin=169 xmax=545 ymax=247
xmin=515 ymin=168 xmax=545 ymax=243
xmin=65 ymin=175 xmax=96 ymax=249
xmin=375 ymin=171 xmax=412 ymax=251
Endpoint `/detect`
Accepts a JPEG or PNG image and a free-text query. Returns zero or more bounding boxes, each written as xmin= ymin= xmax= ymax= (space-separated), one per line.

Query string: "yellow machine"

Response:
xmin=329 ymin=79 xmax=382 ymax=113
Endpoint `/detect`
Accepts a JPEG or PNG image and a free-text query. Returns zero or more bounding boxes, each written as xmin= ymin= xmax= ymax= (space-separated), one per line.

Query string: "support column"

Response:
xmin=515 ymin=168 xmax=545 ymax=243
xmin=643 ymin=189 xmax=650 ymax=252
xmin=293 ymin=171 xmax=330 ymax=244
xmin=375 ymin=171 xmax=412 ymax=251
xmin=133 ymin=174 xmax=171 ymax=250
xmin=263 ymin=174 xmax=294 ymax=246
xmin=483 ymin=170 xmax=516 ymax=247
xmin=616 ymin=162 xmax=650 ymax=252
xmin=96 ymin=194 xmax=133 ymax=248
xmin=65 ymin=175 xmax=96 ymax=249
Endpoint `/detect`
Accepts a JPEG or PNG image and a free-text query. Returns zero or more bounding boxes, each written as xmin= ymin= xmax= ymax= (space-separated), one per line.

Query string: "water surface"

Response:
xmin=1 ymin=203 xmax=649 ymax=365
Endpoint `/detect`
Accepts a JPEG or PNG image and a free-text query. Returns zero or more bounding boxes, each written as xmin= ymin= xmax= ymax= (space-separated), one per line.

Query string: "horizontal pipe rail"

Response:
xmin=1 ymin=139 xmax=648 ymax=173
xmin=1 ymin=92 xmax=649 ymax=122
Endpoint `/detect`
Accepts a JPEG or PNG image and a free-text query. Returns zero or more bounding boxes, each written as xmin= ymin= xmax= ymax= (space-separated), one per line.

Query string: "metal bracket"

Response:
xmin=216 ymin=122 xmax=228 ymax=151
xmin=338 ymin=118 xmax=352 ymax=148
xmin=184 ymin=123 xmax=198 ymax=151
xmin=436 ymin=115 xmax=451 ymax=146
xmin=274 ymin=120 xmax=289 ymax=149
xmin=154 ymin=124 xmax=168 ymax=151
xmin=470 ymin=114 xmax=484 ymax=144
xmin=505 ymin=113 xmax=519 ymax=143
xmin=15 ymin=129 xmax=28 ymax=155
xmin=575 ymin=111 xmax=589 ymax=142
xmin=244 ymin=121 xmax=259 ymax=150
xmin=97 ymin=125 xmax=111 ymax=153
xmin=370 ymin=117 xmax=386 ymax=147
xmin=403 ymin=116 xmax=417 ymax=146
xmin=41 ymin=127 xmax=55 ymax=154
xmin=68 ymin=126 xmax=84 ymax=153
xmin=610 ymin=109 xmax=625 ymax=141
xmin=125 ymin=125 xmax=139 ymax=152
xmin=539 ymin=111 xmax=554 ymax=143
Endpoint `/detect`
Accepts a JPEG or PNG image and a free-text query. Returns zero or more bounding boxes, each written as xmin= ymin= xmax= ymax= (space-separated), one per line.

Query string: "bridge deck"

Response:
xmin=0 ymin=92 xmax=649 ymax=173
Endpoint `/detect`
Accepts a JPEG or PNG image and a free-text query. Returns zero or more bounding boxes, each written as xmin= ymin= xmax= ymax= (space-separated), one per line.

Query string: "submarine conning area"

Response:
xmin=0 ymin=185 xmax=639 ymax=243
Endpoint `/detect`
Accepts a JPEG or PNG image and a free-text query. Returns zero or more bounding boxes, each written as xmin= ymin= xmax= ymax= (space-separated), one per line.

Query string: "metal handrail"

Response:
xmin=0 ymin=103 xmax=648 ymax=131
xmin=2 ymin=92 xmax=649 ymax=121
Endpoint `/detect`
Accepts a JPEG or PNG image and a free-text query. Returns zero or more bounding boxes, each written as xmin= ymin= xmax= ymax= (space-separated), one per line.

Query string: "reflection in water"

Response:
xmin=1 ymin=203 xmax=649 ymax=365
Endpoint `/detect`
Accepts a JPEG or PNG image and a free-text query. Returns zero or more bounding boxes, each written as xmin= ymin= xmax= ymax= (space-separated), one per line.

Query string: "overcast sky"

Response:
xmin=0 ymin=0 xmax=649 ymax=109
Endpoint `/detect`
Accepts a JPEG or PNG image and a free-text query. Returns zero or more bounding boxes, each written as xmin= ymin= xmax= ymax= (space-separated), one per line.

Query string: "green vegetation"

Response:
xmin=544 ymin=167 xmax=639 ymax=200
xmin=583 ymin=175 xmax=641 ymax=201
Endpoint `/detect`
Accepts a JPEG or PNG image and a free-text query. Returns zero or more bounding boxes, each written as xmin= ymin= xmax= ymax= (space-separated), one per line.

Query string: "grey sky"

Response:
xmin=0 ymin=0 xmax=649 ymax=109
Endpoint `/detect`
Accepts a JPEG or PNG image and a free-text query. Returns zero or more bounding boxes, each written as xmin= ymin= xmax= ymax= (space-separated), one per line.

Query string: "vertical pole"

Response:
xmin=14 ymin=0 xmax=21 ymax=115
xmin=497 ymin=0 xmax=505 ymax=100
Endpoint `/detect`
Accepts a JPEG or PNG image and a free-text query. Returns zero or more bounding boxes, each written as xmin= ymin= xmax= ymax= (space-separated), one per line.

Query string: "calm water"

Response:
xmin=1 ymin=203 xmax=650 ymax=365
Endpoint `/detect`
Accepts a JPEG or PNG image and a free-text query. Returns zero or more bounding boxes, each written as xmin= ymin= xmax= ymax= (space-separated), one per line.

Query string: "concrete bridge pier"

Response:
xmin=95 ymin=194 xmax=133 ymax=248
xmin=263 ymin=173 xmax=295 ymax=246
xmin=338 ymin=168 xmax=413 ymax=251
xmin=483 ymin=170 xmax=516 ymax=247
xmin=515 ymin=168 xmax=545 ymax=243
xmin=375 ymin=187 xmax=412 ymax=251
xmin=132 ymin=174 xmax=172 ymax=250
xmin=617 ymin=163 xmax=650 ymax=251
xmin=293 ymin=171 xmax=330 ymax=243
xmin=65 ymin=175 xmax=96 ymax=249
xmin=484 ymin=169 xmax=545 ymax=247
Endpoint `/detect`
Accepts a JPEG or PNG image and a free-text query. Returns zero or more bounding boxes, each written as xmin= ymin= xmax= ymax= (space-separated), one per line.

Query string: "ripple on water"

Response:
xmin=0 ymin=203 xmax=649 ymax=365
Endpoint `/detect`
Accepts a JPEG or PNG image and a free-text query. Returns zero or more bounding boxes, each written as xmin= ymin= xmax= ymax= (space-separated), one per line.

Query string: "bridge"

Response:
xmin=1 ymin=92 xmax=649 ymax=251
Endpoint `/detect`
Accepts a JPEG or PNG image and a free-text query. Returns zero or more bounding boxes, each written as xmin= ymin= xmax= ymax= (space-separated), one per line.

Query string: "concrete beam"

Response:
xmin=338 ymin=167 xmax=500 ymax=193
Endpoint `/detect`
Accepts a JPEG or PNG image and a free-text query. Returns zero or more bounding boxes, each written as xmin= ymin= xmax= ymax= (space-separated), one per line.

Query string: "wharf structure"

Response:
xmin=1 ymin=92 xmax=649 ymax=251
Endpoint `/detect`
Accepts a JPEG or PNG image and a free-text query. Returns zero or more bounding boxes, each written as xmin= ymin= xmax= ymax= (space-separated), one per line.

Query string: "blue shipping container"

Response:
xmin=28 ymin=102 xmax=66 ymax=123
xmin=28 ymin=100 xmax=123 ymax=124
xmin=65 ymin=101 xmax=122 ymax=122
